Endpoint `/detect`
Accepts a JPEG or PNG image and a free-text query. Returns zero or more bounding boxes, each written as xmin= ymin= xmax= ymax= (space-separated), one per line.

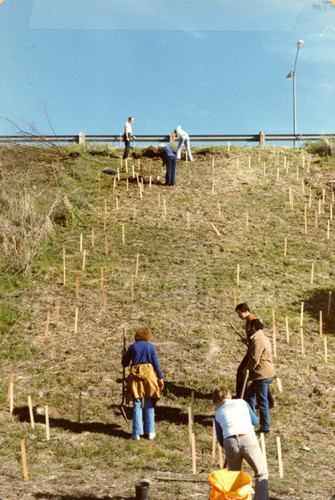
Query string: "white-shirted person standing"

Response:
xmin=213 ymin=386 xmax=269 ymax=500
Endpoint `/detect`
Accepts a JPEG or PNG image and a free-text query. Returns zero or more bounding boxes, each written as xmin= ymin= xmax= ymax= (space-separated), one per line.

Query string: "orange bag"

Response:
xmin=208 ymin=469 xmax=254 ymax=500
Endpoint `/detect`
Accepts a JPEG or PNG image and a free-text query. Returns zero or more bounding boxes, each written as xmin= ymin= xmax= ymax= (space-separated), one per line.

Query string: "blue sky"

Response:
xmin=0 ymin=0 xmax=334 ymax=140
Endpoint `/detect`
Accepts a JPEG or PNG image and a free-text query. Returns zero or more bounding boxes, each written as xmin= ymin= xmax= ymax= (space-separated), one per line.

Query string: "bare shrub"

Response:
xmin=0 ymin=190 xmax=55 ymax=273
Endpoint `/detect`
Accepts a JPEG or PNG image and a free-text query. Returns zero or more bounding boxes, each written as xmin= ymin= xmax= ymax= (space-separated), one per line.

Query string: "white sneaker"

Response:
xmin=132 ymin=435 xmax=140 ymax=440
xmin=147 ymin=433 xmax=156 ymax=440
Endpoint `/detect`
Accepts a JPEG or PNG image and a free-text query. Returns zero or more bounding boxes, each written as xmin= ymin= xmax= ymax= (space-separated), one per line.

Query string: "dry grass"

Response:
xmin=0 ymin=144 xmax=334 ymax=500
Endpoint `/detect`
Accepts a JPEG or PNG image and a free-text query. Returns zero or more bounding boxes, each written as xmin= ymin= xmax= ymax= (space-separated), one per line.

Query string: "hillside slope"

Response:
xmin=0 ymin=143 xmax=334 ymax=499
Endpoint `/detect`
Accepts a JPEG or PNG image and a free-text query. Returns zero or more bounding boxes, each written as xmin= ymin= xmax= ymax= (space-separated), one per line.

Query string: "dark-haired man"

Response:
xmin=234 ymin=303 xmax=256 ymax=397
xmin=243 ymin=319 xmax=275 ymax=433
xmin=235 ymin=303 xmax=275 ymax=410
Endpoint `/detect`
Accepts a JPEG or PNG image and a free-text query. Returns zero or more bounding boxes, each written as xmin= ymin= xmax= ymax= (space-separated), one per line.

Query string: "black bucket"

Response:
xmin=135 ymin=481 xmax=150 ymax=499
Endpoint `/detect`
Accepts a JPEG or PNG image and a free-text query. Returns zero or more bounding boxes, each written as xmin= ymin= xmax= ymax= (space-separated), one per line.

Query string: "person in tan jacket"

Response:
xmin=243 ymin=319 xmax=275 ymax=433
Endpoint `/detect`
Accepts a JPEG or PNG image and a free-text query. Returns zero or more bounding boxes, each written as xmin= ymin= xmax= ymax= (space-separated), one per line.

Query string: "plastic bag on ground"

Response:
xmin=208 ymin=468 xmax=254 ymax=500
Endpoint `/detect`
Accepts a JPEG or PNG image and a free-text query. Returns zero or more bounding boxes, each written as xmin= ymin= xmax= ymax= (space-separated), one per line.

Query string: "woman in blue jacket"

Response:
xmin=122 ymin=327 xmax=164 ymax=440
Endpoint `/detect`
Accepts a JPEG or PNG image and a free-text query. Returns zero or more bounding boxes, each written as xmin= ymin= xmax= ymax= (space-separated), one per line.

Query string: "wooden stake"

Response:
xmin=300 ymin=328 xmax=305 ymax=356
xmin=315 ymin=210 xmax=318 ymax=228
xmin=284 ymin=237 xmax=287 ymax=257
xmin=276 ymin=436 xmax=284 ymax=478
xmin=77 ymin=391 xmax=82 ymax=423
xmin=304 ymin=204 xmax=308 ymax=235
xmin=322 ymin=188 xmax=325 ymax=204
xmin=20 ymin=439 xmax=29 ymax=481
xmin=227 ymin=141 xmax=230 ymax=152
xmin=101 ymin=267 xmax=105 ymax=307
xmin=248 ymin=155 xmax=251 ymax=168
xmin=130 ymin=273 xmax=134 ymax=300
xmin=327 ymin=220 xmax=330 ymax=239
xmin=328 ymin=291 xmax=332 ymax=316
xmin=125 ymin=158 xmax=128 ymax=173
xmin=117 ymin=167 xmax=120 ymax=181
xmin=188 ymin=407 xmax=193 ymax=443
xmin=233 ymin=288 xmax=237 ymax=309
xmin=191 ymin=432 xmax=197 ymax=474
xmin=91 ymin=227 xmax=95 ymax=247
xmin=82 ymin=249 xmax=86 ymax=270
xmin=191 ymin=390 xmax=195 ymax=423
xmin=132 ymin=164 xmax=135 ymax=179
xmin=149 ymin=175 xmax=152 ymax=188
xmin=75 ymin=277 xmax=79 ymax=299
xmin=210 ymin=223 xmax=221 ymax=237
xmin=63 ymin=247 xmax=66 ymax=286
xmin=212 ymin=420 xmax=216 ymax=459
xmin=135 ymin=254 xmax=139 ymax=276
xmin=126 ymin=178 xmax=129 ymax=191
xmin=319 ymin=310 xmax=323 ymax=337
xmin=272 ymin=309 xmax=277 ymax=359
xmin=28 ymin=395 xmax=35 ymax=429
xmin=187 ymin=212 xmax=190 ymax=230
xmin=105 ymin=234 xmax=109 ymax=255
xmin=300 ymin=301 xmax=304 ymax=327
xmin=218 ymin=443 xmax=223 ymax=469
xmin=9 ymin=375 xmax=14 ymax=414
xmin=163 ymin=197 xmax=167 ymax=218
xmin=45 ymin=310 xmax=50 ymax=337
xmin=324 ymin=335 xmax=328 ymax=363
xmin=310 ymin=263 xmax=314 ymax=284
xmin=285 ymin=317 xmax=290 ymax=343
xmin=236 ymin=264 xmax=240 ymax=287
xmin=218 ymin=200 xmax=221 ymax=215
xmin=260 ymin=432 xmax=268 ymax=469
xmin=45 ymin=405 xmax=50 ymax=441
xmin=330 ymin=204 xmax=333 ymax=221
xmin=74 ymin=307 xmax=78 ymax=334
xmin=121 ymin=224 xmax=125 ymax=244
xmin=104 ymin=199 xmax=107 ymax=230
xmin=55 ymin=304 xmax=60 ymax=328
xmin=80 ymin=233 xmax=83 ymax=252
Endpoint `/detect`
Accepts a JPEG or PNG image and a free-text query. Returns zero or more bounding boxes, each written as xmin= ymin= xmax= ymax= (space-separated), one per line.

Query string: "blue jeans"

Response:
xmin=132 ymin=398 xmax=155 ymax=437
xmin=246 ymin=378 xmax=273 ymax=432
xmin=224 ymin=434 xmax=269 ymax=500
xmin=176 ymin=137 xmax=193 ymax=161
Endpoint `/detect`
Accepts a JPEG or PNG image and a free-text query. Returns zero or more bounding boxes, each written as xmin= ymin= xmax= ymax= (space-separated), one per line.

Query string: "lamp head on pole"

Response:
xmin=286 ymin=71 xmax=293 ymax=80
xmin=297 ymin=40 xmax=304 ymax=48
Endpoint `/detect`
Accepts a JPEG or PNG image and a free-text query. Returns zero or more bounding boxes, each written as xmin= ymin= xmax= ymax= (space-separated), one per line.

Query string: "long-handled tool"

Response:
xmin=120 ymin=329 xmax=128 ymax=422
xmin=229 ymin=321 xmax=244 ymax=341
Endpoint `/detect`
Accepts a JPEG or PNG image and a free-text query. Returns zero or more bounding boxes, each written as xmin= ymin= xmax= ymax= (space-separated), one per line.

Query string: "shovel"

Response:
xmin=120 ymin=329 xmax=128 ymax=422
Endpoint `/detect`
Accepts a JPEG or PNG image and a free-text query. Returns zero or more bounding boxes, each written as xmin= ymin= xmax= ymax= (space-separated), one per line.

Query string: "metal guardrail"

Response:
xmin=0 ymin=133 xmax=334 ymax=145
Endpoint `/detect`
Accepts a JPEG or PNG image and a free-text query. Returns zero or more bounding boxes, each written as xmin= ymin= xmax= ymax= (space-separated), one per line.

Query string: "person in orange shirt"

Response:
xmin=235 ymin=303 xmax=275 ymax=409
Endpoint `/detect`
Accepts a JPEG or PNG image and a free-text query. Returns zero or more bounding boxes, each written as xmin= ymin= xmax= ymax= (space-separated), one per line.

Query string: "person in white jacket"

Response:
xmin=174 ymin=125 xmax=193 ymax=161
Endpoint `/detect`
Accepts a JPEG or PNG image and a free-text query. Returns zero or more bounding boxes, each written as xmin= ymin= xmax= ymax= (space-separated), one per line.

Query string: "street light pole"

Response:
xmin=286 ymin=40 xmax=304 ymax=147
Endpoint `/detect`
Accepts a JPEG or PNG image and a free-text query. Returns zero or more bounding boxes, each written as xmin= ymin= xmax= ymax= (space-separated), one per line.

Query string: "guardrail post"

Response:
xmin=78 ymin=132 xmax=86 ymax=145
xmin=259 ymin=131 xmax=265 ymax=148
